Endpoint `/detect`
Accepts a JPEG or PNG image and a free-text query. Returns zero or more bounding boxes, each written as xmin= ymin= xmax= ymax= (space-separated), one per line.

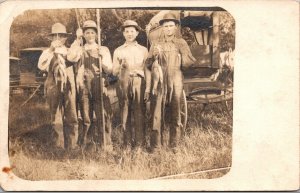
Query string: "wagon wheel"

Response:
xmin=224 ymin=98 xmax=233 ymax=118
xmin=222 ymin=89 xmax=233 ymax=118
xmin=220 ymin=67 xmax=233 ymax=118
xmin=180 ymin=90 xmax=188 ymax=137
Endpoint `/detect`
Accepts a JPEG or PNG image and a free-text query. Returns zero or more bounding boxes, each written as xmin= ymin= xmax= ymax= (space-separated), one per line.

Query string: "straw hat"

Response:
xmin=49 ymin=23 xmax=71 ymax=36
xmin=159 ymin=13 xmax=180 ymax=25
xmin=122 ymin=20 xmax=141 ymax=31
xmin=82 ymin=20 xmax=97 ymax=32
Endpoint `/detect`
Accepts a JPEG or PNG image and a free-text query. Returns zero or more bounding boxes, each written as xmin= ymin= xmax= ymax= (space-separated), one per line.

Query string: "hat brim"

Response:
xmin=122 ymin=25 xmax=142 ymax=31
xmin=159 ymin=19 xmax=180 ymax=25
xmin=83 ymin=27 xmax=98 ymax=32
xmin=49 ymin=33 xmax=72 ymax=36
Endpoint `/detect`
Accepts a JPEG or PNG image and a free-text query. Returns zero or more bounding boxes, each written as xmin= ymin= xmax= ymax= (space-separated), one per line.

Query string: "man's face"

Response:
xmin=123 ymin=26 xmax=139 ymax=43
xmin=84 ymin=28 xmax=97 ymax=44
xmin=162 ymin=21 xmax=177 ymax=37
xmin=51 ymin=34 xmax=67 ymax=45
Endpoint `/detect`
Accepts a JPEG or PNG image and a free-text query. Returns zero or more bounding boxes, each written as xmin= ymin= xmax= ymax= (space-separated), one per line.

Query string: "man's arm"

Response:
xmin=38 ymin=49 xmax=54 ymax=72
xmin=67 ymin=39 xmax=82 ymax=63
xmin=112 ymin=48 xmax=121 ymax=76
xmin=145 ymin=43 xmax=156 ymax=70
xmin=143 ymin=48 xmax=151 ymax=94
xmin=178 ymin=39 xmax=196 ymax=68
xmin=99 ymin=46 xmax=113 ymax=74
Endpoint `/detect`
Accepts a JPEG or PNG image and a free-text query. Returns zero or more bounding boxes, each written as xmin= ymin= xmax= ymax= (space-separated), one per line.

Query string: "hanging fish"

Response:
xmin=119 ymin=58 xmax=130 ymax=99
xmin=151 ymin=57 xmax=163 ymax=96
xmin=53 ymin=53 xmax=68 ymax=92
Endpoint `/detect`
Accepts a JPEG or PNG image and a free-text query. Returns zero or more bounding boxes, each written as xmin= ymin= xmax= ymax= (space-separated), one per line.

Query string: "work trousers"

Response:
xmin=45 ymin=67 xmax=78 ymax=150
xmin=150 ymin=70 xmax=183 ymax=148
xmin=117 ymin=75 xmax=146 ymax=147
xmin=77 ymin=72 xmax=112 ymax=148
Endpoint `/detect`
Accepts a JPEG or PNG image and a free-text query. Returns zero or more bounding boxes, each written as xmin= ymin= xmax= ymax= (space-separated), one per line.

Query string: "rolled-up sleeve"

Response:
xmin=178 ymin=39 xmax=196 ymax=68
xmin=38 ymin=49 xmax=54 ymax=72
xmin=67 ymin=39 xmax=82 ymax=63
xmin=143 ymin=48 xmax=151 ymax=93
xmin=112 ymin=48 xmax=121 ymax=76
xmin=100 ymin=46 xmax=113 ymax=74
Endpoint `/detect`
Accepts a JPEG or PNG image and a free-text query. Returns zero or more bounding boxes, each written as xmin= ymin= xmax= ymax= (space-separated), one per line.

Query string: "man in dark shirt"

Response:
xmin=145 ymin=12 xmax=196 ymax=150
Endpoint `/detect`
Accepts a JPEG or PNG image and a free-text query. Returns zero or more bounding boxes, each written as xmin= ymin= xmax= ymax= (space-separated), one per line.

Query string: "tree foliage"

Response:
xmin=219 ymin=11 xmax=235 ymax=51
xmin=10 ymin=9 xmax=235 ymax=56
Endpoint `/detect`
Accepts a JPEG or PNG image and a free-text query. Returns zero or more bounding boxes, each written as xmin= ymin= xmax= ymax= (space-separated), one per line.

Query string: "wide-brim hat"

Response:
xmin=49 ymin=23 xmax=71 ymax=36
xmin=159 ymin=12 xmax=180 ymax=25
xmin=82 ymin=20 xmax=97 ymax=32
xmin=122 ymin=20 xmax=142 ymax=31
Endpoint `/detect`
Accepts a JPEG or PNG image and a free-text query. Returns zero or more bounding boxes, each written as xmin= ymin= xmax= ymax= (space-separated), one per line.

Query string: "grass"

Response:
xmin=8 ymin=93 xmax=232 ymax=180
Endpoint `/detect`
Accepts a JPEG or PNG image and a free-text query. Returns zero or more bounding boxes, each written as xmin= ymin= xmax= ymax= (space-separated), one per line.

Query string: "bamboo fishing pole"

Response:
xmin=74 ymin=8 xmax=83 ymax=125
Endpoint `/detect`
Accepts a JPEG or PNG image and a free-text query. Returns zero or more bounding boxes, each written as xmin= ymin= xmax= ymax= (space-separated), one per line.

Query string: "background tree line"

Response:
xmin=10 ymin=8 xmax=235 ymax=57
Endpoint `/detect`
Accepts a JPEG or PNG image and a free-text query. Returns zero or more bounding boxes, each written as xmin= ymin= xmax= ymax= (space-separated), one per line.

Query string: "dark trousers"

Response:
xmin=45 ymin=69 xmax=78 ymax=150
xmin=117 ymin=75 xmax=146 ymax=147
xmin=77 ymin=75 xmax=112 ymax=148
xmin=150 ymin=71 xmax=183 ymax=148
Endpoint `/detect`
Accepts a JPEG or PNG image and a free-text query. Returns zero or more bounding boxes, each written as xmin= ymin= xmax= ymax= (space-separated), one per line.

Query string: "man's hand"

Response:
xmin=98 ymin=48 xmax=107 ymax=58
xmin=76 ymin=28 xmax=83 ymax=40
xmin=50 ymin=40 xmax=63 ymax=52
xmin=121 ymin=58 xmax=129 ymax=69
xmin=144 ymin=91 xmax=150 ymax=102
xmin=92 ymin=63 xmax=100 ymax=74
xmin=153 ymin=45 xmax=162 ymax=57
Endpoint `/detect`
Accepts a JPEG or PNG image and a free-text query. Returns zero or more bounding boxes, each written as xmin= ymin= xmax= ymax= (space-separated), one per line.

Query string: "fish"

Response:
xmin=53 ymin=53 xmax=67 ymax=92
xmin=119 ymin=59 xmax=130 ymax=98
xmin=151 ymin=58 xmax=163 ymax=96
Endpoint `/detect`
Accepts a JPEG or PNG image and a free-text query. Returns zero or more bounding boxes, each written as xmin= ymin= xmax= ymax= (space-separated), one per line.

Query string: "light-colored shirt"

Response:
xmin=38 ymin=46 xmax=68 ymax=72
xmin=67 ymin=40 xmax=112 ymax=74
xmin=113 ymin=41 xmax=148 ymax=78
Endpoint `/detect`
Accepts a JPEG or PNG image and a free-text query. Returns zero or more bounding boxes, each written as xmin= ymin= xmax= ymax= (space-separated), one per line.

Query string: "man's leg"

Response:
xmin=63 ymin=79 xmax=79 ymax=150
xmin=150 ymin=83 xmax=163 ymax=149
xmin=77 ymin=85 xmax=91 ymax=148
xmin=169 ymin=74 xmax=183 ymax=148
xmin=117 ymin=80 xmax=131 ymax=148
xmin=103 ymin=88 xmax=113 ymax=146
xmin=132 ymin=77 xmax=145 ymax=147
xmin=92 ymin=77 xmax=112 ymax=147
xmin=46 ymin=85 xmax=62 ymax=147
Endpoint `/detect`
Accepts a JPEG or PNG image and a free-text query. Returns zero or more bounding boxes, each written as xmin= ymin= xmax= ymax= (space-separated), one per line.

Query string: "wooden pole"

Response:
xmin=96 ymin=9 xmax=106 ymax=149
xmin=74 ymin=8 xmax=84 ymax=139
xmin=211 ymin=11 xmax=220 ymax=68
xmin=74 ymin=9 xmax=81 ymax=29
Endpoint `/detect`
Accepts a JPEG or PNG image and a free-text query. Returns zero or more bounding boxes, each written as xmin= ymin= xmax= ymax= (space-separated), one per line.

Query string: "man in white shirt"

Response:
xmin=113 ymin=20 xmax=150 ymax=148
xmin=38 ymin=23 xmax=78 ymax=151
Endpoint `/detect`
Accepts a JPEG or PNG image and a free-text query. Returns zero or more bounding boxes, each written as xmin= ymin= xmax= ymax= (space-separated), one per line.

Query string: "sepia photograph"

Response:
xmin=8 ymin=7 xmax=234 ymax=180
xmin=0 ymin=0 xmax=299 ymax=191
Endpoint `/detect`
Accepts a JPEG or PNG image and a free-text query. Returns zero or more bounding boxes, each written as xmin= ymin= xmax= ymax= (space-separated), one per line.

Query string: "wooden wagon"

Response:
xmin=9 ymin=47 xmax=47 ymax=96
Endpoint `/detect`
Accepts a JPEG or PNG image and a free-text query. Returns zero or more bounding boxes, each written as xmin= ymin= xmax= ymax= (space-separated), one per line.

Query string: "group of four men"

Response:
xmin=38 ymin=12 xmax=196 ymax=152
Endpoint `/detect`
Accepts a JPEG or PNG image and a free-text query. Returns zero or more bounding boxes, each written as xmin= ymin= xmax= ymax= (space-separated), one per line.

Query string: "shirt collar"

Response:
xmin=123 ymin=41 xmax=138 ymax=47
xmin=162 ymin=35 xmax=177 ymax=43
xmin=84 ymin=42 xmax=98 ymax=50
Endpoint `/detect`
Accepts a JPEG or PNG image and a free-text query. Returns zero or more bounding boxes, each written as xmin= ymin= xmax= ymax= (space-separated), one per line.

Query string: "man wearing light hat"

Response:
xmin=67 ymin=20 xmax=113 ymax=149
xmin=146 ymin=12 xmax=196 ymax=149
xmin=38 ymin=23 xmax=78 ymax=151
xmin=113 ymin=20 xmax=150 ymax=148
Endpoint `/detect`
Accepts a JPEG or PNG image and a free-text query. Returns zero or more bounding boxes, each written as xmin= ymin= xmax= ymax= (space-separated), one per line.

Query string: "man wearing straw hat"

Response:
xmin=67 ymin=20 xmax=113 ymax=150
xmin=113 ymin=20 xmax=150 ymax=148
xmin=38 ymin=23 xmax=78 ymax=151
xmin=146 ymin=13 xmax=196 ymax=150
